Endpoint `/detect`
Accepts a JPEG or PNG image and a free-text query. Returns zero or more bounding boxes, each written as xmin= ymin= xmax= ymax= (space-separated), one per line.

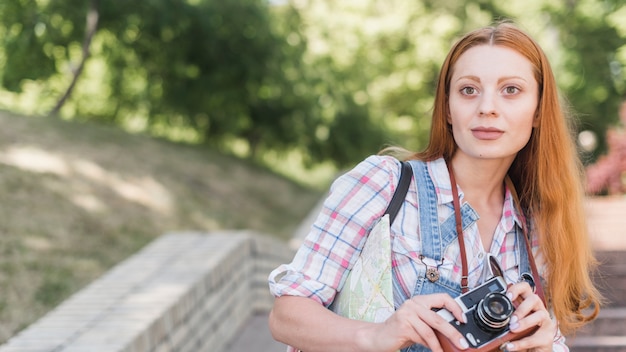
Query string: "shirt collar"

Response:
xmin=502 ymin=184 xmax=525 ymax=233
xmin=427 ymin=157 xmax=525 ymax=232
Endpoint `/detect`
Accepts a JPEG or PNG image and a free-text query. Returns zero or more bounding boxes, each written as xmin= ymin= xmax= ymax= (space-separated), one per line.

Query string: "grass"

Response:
xmin=0 ymin=110 xmax=323 ymax=343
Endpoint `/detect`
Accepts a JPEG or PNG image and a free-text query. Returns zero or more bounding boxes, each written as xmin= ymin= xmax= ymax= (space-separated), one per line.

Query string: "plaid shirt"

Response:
xmin=269 ymin=155 xmax=567 ymax=351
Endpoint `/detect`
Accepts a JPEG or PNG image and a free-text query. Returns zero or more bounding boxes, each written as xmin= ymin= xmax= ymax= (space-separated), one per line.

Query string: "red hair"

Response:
xmin=407 ymin=22 xmax=601 ymax=334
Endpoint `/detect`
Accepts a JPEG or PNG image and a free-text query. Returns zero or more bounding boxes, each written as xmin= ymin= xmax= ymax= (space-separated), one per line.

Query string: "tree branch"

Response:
xmin=49 ymin=0 xmax=99 ymax=117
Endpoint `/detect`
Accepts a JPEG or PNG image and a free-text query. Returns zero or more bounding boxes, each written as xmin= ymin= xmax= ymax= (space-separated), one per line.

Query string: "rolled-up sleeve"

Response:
xmin=268 ymin=155 xmax=401 ymax=306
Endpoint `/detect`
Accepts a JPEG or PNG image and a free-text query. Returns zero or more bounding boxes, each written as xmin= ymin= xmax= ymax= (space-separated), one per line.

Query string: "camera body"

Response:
xmin=435 ymin=275 xmax=536 ymax=352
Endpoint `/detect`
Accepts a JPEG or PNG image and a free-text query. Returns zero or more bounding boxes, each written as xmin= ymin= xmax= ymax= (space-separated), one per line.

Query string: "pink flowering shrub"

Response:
xmin=585 ymin=102 xmax=626 ymax=195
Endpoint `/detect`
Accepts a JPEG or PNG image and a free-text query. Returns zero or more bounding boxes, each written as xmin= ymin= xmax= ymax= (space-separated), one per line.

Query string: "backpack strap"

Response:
xmin=384 ymin=161 xmax=413 ymax=225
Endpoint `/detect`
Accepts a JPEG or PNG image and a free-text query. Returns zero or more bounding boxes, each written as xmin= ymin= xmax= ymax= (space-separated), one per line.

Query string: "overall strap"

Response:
xmin=407 ymin=160 xmax=478 ymax=262
xmin=409 ymin=160 xmax=443 ymax=260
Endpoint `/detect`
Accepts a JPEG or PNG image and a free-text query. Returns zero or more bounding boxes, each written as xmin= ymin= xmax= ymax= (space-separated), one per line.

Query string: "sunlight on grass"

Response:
xmin=0 ymin=100 xmax=323 ymax=347
xmin=0 ymin=145 xmax=173 ymax=214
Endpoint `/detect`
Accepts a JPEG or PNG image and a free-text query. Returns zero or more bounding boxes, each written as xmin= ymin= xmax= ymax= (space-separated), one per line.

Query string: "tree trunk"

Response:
xmin=49 ymin=0 xmax=99 ymax=117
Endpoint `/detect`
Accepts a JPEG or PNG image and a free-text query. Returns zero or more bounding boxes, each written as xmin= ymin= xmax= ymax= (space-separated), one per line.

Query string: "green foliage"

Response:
xmin=96 ymin=0 xmax=296 ymax=145
xmin=0 ymin=0 xmax=81 ymax=91
xmin=0 ymin=0 xmax=625 ymax=169
xmin=544 ymin=0 xmax=625 ymax=158
xmin=0 ymin=0 xmax=328 ymax=160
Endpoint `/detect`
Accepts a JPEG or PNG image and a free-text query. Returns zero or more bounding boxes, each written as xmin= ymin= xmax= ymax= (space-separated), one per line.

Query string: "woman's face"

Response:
xmin=447 ymin=45 xmax=539 ymax=164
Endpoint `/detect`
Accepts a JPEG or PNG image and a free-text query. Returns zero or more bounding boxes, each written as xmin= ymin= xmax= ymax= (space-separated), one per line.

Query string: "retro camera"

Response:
xmin=435 ymin=256 xmax=536 ymax=352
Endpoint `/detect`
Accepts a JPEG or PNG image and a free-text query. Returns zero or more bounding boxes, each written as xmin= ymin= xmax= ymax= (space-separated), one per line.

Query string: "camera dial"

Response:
xmin=475 ymin=292 xmax=513 ymax=332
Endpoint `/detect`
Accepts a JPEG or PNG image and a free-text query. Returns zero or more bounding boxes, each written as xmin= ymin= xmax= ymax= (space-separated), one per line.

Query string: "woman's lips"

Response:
xmin=471 ymin=127 xmax=504 ymax=140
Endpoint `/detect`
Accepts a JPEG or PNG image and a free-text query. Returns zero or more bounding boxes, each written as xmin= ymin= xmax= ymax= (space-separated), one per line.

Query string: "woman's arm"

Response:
xmin=269 ymin=296 xmax=379 ymax=352
xmin=269 ymin=295 xmax=471 ymax=352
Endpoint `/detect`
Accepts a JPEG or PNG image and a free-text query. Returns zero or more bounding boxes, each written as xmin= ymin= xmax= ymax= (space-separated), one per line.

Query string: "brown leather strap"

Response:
xmin=446 ymin=160 xmax=546 ymax=304
xmin=504 ymin=177 xmax=547 ymax=305
xmin=520 ymin=221 xmax=547 ymax=305
xmin=446 ymin=161 xmax=469 ymax=293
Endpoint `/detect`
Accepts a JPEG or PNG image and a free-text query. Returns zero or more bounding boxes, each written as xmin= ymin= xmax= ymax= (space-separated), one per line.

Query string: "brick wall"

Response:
xmin=0 ymin=231 xmax=294 ymax=352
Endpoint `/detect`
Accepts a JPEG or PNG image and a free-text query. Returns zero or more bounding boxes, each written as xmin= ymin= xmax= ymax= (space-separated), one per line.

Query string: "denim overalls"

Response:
xmin=397 ymin=160 xmax=534 ymax=352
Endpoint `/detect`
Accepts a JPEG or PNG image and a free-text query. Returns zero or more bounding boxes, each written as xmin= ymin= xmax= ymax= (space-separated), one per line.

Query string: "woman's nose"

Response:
xmin=478 ymin=95 xmax=498 ymax=117
xmin=479 ymin=110 xmax=498 ymax=117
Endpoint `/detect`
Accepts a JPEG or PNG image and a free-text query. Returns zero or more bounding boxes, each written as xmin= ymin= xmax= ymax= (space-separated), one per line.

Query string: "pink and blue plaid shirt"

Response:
xmin=269 ymin=155 xmax=567 ymax=350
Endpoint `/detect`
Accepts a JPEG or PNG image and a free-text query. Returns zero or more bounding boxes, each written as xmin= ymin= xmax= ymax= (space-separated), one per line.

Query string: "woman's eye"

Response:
xmin=461 ymin=87 xmax=476 ymax=95
xmin=504 ymin=86 xmax=520 ymax=94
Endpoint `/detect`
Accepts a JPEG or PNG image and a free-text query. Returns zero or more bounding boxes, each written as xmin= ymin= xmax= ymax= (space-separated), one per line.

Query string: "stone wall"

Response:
xmin=0 ymin=231 xmax=294 ymax=352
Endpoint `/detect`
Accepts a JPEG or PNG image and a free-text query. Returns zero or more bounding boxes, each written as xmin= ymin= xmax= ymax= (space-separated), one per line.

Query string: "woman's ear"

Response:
xmin=532 ymin=110 xmax=540 ymax=128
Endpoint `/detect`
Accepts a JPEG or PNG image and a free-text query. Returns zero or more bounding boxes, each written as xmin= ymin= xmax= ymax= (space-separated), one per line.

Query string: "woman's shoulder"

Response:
xmin=361 ymin=154 xmax=403 ymax=172
xmin=330 ymin=155 xmax=403 ymax=193
xmin=347 ymin=154 xmax=403 ymax=180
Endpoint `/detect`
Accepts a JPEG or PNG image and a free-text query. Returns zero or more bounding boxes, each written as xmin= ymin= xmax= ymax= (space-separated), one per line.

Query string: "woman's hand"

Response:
xmin=270 ymin=294 xmax=469 ymax=352
xmin=503 ymin=282 xmax=557 ymax=352
xmin=362 ymin=293 xmax=470 ymax=352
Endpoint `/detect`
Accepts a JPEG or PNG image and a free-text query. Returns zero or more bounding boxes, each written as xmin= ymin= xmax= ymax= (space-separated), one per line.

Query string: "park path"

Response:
xmin=227 ymin=196 xmax=626 ymax=352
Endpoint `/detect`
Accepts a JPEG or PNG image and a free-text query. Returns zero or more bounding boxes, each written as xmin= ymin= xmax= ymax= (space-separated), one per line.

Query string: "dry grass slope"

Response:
xmin=0 ymin=111 xmax=322 ymax=343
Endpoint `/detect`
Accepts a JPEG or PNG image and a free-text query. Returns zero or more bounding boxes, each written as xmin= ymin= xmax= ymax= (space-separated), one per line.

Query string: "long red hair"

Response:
xmin=396 ymin=22 xmax=601 ymax=334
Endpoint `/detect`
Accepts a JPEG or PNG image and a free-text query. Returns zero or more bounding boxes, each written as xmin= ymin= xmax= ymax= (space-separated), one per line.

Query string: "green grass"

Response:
xmin=0 ymin=111 xmax=323 ymax=343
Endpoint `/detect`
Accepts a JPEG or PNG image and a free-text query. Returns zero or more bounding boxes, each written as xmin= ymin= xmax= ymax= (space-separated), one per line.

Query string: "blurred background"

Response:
xmin=1 ymin=0 xmax=625 ymax=185
xmin=0 ymin=0 xmax=624 ymax=349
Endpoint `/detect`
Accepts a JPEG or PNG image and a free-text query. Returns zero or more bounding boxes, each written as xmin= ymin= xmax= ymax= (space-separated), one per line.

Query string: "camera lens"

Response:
xmin=475 ymin=292 xmax=513 ymax=332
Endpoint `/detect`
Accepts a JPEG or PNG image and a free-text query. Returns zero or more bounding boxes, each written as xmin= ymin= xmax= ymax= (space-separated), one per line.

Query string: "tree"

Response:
xmin=543 ymin=0 xmax=626 ymax=159
xmin=0 ymin=0 xmax=331 ymax=163
xmin=49 ymin=0 xmax=99 ymax=116
xmin=1 ymin=0 xmax=625 ymax=170
xmin=0 ymin=0 xmax=86 ymax=92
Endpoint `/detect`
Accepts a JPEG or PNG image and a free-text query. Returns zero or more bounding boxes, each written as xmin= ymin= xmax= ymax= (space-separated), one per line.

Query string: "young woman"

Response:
xmin=268 ymin=22 xmax=601 ymax=352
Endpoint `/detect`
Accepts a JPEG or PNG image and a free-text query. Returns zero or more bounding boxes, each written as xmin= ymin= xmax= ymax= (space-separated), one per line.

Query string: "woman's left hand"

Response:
xmin=503 ymin=282 xmax=557 ymax=352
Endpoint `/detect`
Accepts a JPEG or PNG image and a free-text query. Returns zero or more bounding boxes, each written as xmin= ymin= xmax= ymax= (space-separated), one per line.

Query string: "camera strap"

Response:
xmin=504 ymin=176 xmax=547 ymax=305
xmin=446 ymin=161 xmax=470 ymax=293
xmin=446 ymin=161 xmax=546 ymax=305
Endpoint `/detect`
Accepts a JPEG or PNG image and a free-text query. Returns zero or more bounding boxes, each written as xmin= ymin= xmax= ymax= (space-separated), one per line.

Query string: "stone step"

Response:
xmin=566 ymin=250 xmax=626 ymax=351
xmin=593 ymin=251 xmax=626 ymax=308
xmin=595 ymin=251 xmax=626 ymax=270
xmin=568 ymin=306 xmax=626 ymax=351
xmin=571 ymin=307 xmax=626 ymax=337
xmin=570 ymin=338 xmax=626 ymax=352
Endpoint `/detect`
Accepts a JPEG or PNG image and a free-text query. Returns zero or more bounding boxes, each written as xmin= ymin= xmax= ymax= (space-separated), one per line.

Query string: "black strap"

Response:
xmin=384 ymin=161 xmax=413 ymax=225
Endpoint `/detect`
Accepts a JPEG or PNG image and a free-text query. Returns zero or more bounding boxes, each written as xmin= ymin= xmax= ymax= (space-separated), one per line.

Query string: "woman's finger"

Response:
xmin=507 ymin=281 xmax=542 ymax=306
xmin=509 ymin=308 xmax=553 ymax=334
xmin=398 ymin=295 xmax=469 ymax=351
xmin=504 ymin=315 xmax=556 ymax=352
xmin=409 ymin=293 xmax=467 ymax=324
xmin=501 ymin=283 xmax=556 ymax=352
xmin=413 ymin=296 xmax=469 ymax=350
xmin=506 ymin=282 xmax=545 ymax=319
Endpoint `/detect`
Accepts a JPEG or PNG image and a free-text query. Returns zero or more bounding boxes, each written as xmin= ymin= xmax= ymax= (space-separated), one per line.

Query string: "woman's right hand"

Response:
xmin=361 ymin=293 xmax=470 ymax=352
xmin=269 ymin=294 xmax=469 ymax=352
